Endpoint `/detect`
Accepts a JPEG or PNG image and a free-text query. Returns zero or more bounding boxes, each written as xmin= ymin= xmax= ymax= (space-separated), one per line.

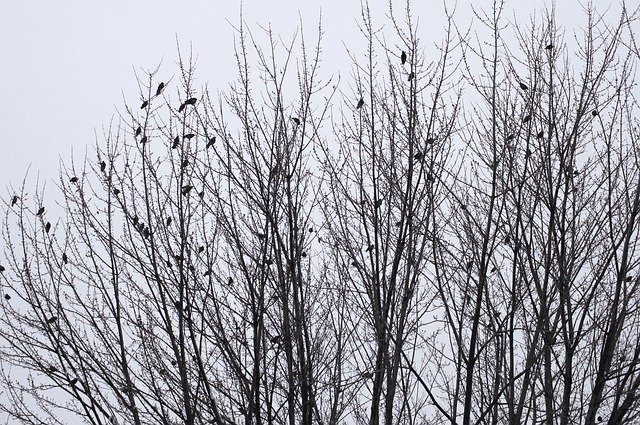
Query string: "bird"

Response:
xmin=414 ymin=152 xmax=424 ymax=161
xmin=185 ymin=97 xmax=197 ymax=106
xmin=47 ymin=316 xmax=57 ymax=324
xmin=408 ymin=72 xmax=415 ymax=81
xmin=141 ymin=136 xmax=148 ymax=144
xmin=374 ymin=199 xmax=383 ymax=208
xmin=522 ymin=114 xmax=531 ymax=123
xmin=536 ymin=131 xmax=544 ymax=139
xmin=135 ymin=126 xmax=142 ymax=137
xmin=181 ymin=160 xmax=190 ymax=168
xmin=166 ymin=217 xmax=172 ymax=226
xmin=545 ymin=43 xmax=553 ymax=50
xmin=11 ymin=195 xmax=18 ymax=206
xmin=0 ymin=265 xmax=4 ymax=272
xmin=132 ymin=215 xmax=139 ymax=226
xmin=62 ymin=253 xmax=68 ymax=264
xmin=309 ymin=227 xmax=314 ymax=233
xmin=426 ymin=137 xmax=435 ymax=144
xmin=366 ymin=244 xmax=375 ymax=252
xmin=401 ymin=50 xmax=407 ymax=65
xmin=100 ymin=161 xmax=106 ymax=172
xmin=204 ymin=269 xmax=211 ymax=277
xmin=178 ymin=103 xmax=186 ymax=113
xmin=591 ymin=110 xmax=598 ymax=116
xmin=70 ymin=176 xmax=78 ymax=183
xmin=181 ymin=185 xmax=193 ymax=195
xmin=184 ymin=134 xmax=195 ymax=140
xmin=198 ymin=246 xmax=205 ymax=253
xmin=3 ymin=294 xmax=10 ymax=300
xmin=256 ymin=232 xmax=266 ymax=240
xmin=36 ymin=207 xmax=45 ymax=216
xmin=519 ymin=82 xmax=529 ymax=91
xmin=206 ymin=137 xmax=216 ymax=148
xmin=140 ymin=100 xmax=149 ymax=109
xmin=198 ymin=191 xmax=204 ymax=199
xmin=113 ymin=189 xmax=120 ymax=195
xmin=156 ymin=82 xmax=165 ymax=96
xmin=172 ymin=136 xmax=180 ymax=149
xmin=45 ymin=222 xmax=51 ymax=233
xmin=143 ymin=228 xmax=150 ymax=239
xmin=70 ymin=378 xmax=78 ymax=386
xmin=356 ymin=98 xmax=364 ymax=109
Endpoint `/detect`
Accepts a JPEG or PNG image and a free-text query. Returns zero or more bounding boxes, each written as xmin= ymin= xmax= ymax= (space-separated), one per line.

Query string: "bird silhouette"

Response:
xmin=181 ymin=160 xmax=189 ymax=168
xmin=198 ymin=246 xmax=205 ymax=253
xmin=178 ymin=103 xmax=186 ymax=113
xmin=47 ymin=316 xmax=57 ymax=324
xmin=3 ymin=294 xmax=9 ymax=300
xmin=506 ymin=134 xmax=515 ymax=141
xmin=166 ymin=217 xmax=172 ymax=226
xmin=408 ymin=72 xmax=415 ymax=81
xmin=414 ymin=152 xmax=424 ymax=161
xmin=100 ymin=161 xmax=106 ymax=172
xmin=374 ymin=199 xmax=383 ymax=208
xmin=156 ymin=82 xmax=165 ymax=96
xmin=45 ymin=222 xmax=51 ymax=233
xmin=70 ymin=378 xmax=78 ymax=386
xmin=135 ymin=126 xmax=142 ymax=136
xmin=36 ymin=207 xmax=45 ymax=216
xmin=132 ymin=215 xmax=138 ymax=226
xmin=591 ymin=110 xmax=598 ymax=116
xmin=292 ymin=117 xmax=301 ymax=125
xmin=522 ymin=114 xmax=531 ymax=123
xmin=143 ymin=228 xmax=150 ymax=238
xmin=184 ymin=133 xmax=195 ymax=140
xmin=113 ymin=189 xmax=120 ymax=195
xmin=204 ymin=269 xmax=211 ymax=276
xmin=62 ymin=253 xmax=68 ymax=264
xmin=181 ymin=185 xmax=193 ymax=195
xmin=545 ymin=43 xmax=553 ymax=50
xmin=256 ymin=232 xmax=266 ymax=240
xmin=185 ymin=97 xmax=197 ymax=106
xmin=401 ymin=51 xmax=407 ymax=65
xmin=172 ymin=136 xmax=180 ymax=149
xmin=198 ymin=190 xmax=204 ymax=199
xmin=11 ymin=195 xmax=18 ymax=206
xmin=0 ymin=265 xmax=4 ymax=272
xmin=140 ymin=100 xmax=149 ymax=109
xmin=536 ymin=131 xmax=544 ymax=139
xmin=70 ymin=176 xmax=78 ymax=183
xmin=357 ymin=98 xmax=364 ymax=109
xmin=366 ymin=244 xmax=375 ymax=252
xmin=206 ymin=137 xmax=216 ymax=148
xmin=519 ymin=82 xmax=529 ymax=91
xmin=141 ymin=136 xmax=148 ymax=144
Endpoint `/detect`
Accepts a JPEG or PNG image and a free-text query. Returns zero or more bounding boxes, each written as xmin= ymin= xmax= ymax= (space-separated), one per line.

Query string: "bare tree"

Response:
xmin=1 ymin=2 xmax=640 ymax=425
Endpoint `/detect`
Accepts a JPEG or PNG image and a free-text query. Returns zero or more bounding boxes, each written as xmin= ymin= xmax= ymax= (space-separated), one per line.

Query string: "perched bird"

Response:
xmin=256 ymin=232 xmax=266 ymax=240
xmin=113 ymin=189 xmax=120 ymax=195
xmin=47 ymin=316 xmax=57 ymax=324
xmin=140 ymin=136 xmax=148 ymax=144
xmin=181 ymin=185 xmax=193 ymax=195
xmin=178 ymin=103 xmax=186 ymax=113
xmin=374 ymin=199 xmax=383 ymax=208
xmin=408 ymin=72 xmax=415 ymax=81
xmin=140 ymin=100 xmax=149 ymax=109
xmin=545 ymin=43 xmax=553 ymax=50
xmin=36 ymin=207 xmax=45 ymax=216
xmin=184 ymin=134 xmax=195 ymax=140
xmin=70 ymin=176 xmax=78 ymax=183
xmin=185 ymin=97 xmax=197 ymax=106
xmin=166 ymin=217 xmax=172 ymax=226
xmin=3 ymin=294 xmax=10 ymax=300
xmin=0 ymin=265 xmax=4 ymax=272
xmin=401 ymin=50 xmax=407 ymax=65
xmin=356 ymin=98 xmax=364 ymax=109
xmin=100 ymin=161 xmax=106 ymax=172
xmin=181 ymin=160 xmax=190 ymax=168
xmin=506 ymin=134 xmax=515 ymax=141
xmin=525 ymin=148 xmax=532 ymax=158
xmin=62 ymin=253 xmax=68 ymax=264
xmin=11 ymin=195 xmax=18 ymax=206
xmin=366 ymin=244 xmax=375 ymax=252
xmin=70 ymin=378 xmax=78 ymax=386
xmin=198 ymin=190 xmax=204 ymax=199
xmin=156 ymin=82 xmax=165 ymax=96
xmin=143 ymin=228 xmax=150 ymax=239
xmin=132 ymin=215 xmax=139 ymax=226
xmin=426 ymin=137 xmax=435 ymax=144
xmin=135 ymin=126 xmax=142 ymax=136
xmin=45 ymin=222 xmax=51 ymax=233
xmin=519 ymin=82 xmax=529 ymax=91
xmin=591 ymin=110 xmax=598 ymax=116
xmin=522 ymin=114 xmax=531 ymax=123
xmin=206 ymin=137 xmax=216 ymax=148
xmin=536 ymin=131 xmax=544 ymax=139
xmin=414 ymin=152 xmax=424 ymax=161
xmin=198 ymin=246 xmax=205 ymax=253
xmin=172 ymin=136 xmax=180 ymax=149
xmin=204 ymin=269 xmax=211 ymax=277
xmin=309 ymin=227 xmax=314 ymax=233
xmin=292 ymin=117 xmax=301 ymax=125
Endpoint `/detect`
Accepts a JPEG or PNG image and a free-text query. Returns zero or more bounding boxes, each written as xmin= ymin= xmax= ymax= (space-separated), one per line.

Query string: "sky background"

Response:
xmin=0 ymin=0 xmax=587 ymax=198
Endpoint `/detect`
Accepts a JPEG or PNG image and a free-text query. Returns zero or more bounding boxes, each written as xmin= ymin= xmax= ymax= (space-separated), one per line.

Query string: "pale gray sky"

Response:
xmin=0 ymin=0 xmax=588 ymax=193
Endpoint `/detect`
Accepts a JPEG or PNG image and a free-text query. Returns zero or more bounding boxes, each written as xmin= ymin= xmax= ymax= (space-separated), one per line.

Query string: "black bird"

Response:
xmin=185 ymin=97 xmax=197 ymax=106
xmin=47 ymin=316 xmax=57 ymax=324
xmin=545 ymin=43 xmax=553 ymax=50
xmin=113 ymin=189 xmax=120 ymax=195
xmin=401 ymin=50 xmax=407 ymax=65
xmin=140 ymin=100 xmax=149 ymax=109
xmin=292 ymin=117 xmax=301 ymax=125
xmin=3 ymin=294 xmax=10 ymax=300
xmin=178 ymin=103 xmax=186 ymax=113
xmin=181 ymin=185 xmax=193 ymax=195
xmin=45 ymin=222 xmax=51 ymax=233
xmin=256 ymin=232 xmax=266 ymax=240
xmin=536 ymin=131 xmax=544 ymax=139
xmin=519 ymin=82 xmax=529 ymax=91
xmin=206 ymin=137 xmax=216 ymax=148
xmin=408 ymin=72 xmax=415 ymax=81
xmin=414 ymin=152 xmax=424 ymax=161
xmin=374 ymin=199 xmax=383 ymax=208
xmin=11 ymin=195 xmax=18 ymax=206
xmin=70 ymin=176 xmax=78 ymax=183
xmin=506 ymin=134 xmax=515 ymax=141
xmin=198 ymin=246 xmax=205 ymax=253
xmin=366 ymin=244 xmax=375 ymax=252
xmin=356 ymin=98 xmax=364 ymax=109
xmin=181 ymin=160 xmax=190 ymax=168
xmin=172 ymin=136 xmax=180 ymax=149
xmin=36 ymin=207 xmax=45 ymax=216
xmin=198 ymin=190 xmax=204 ymax=199
xmin=522 ymin=114 xmax=531 ymax=123
xmin=184 ymin=134 xmax=195 ymax=140
xmin=100 ymin=161 xmax=106 ymax=172
xmin=0 ymin=265 xmax=4 ymax=272
xmin=591 ymin=110 xmax=598 ymax=116
xmin=70 ymin=378 xmax=78 ymax=386
xmin=426 ymin=137 xmax=435 ymax=144
xmin=62 ymin=253 xmax=68 ymax=264
xmin=132 ymin=215 xmax=139 ymax=226
xmin=204 ymin=269 xmax=211 ymax=277
xmin=525 ymin=148 xmax=532 ymax=158
xmin=143 ymin=228 xmax=150 ymax=239
xmin=166 ymin=217 xmax=172 ymax=226
xmin=141 ymin=136 xmax=148 ymax=144
xmin=156 ymin=82 xmax=165 ymax=96
xmin=135 ymin=126 xmax=142 ymax=136
xmin=309 ymin=227 xmax=314 ymax=233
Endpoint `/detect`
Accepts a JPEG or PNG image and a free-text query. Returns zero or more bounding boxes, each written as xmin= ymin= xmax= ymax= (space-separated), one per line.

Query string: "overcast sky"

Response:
xmin=0 ymin=1 xmax=590 ymax=196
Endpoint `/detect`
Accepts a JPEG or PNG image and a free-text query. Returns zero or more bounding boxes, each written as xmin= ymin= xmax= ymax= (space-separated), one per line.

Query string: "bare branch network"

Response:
xmin=1 ymin=2 xmax=640 ymax=424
